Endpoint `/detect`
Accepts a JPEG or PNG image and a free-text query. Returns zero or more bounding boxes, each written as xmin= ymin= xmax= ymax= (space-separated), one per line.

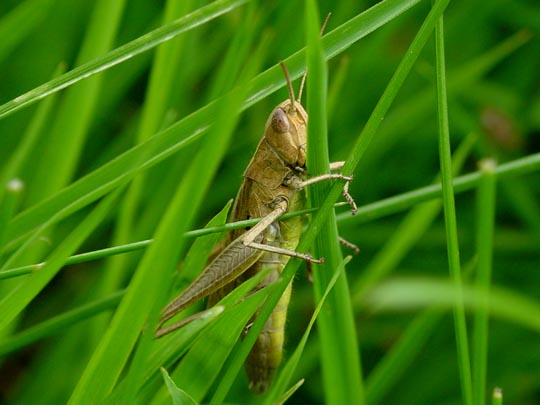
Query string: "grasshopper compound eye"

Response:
xmin=271 ymin=108 xmax=290 ymax=133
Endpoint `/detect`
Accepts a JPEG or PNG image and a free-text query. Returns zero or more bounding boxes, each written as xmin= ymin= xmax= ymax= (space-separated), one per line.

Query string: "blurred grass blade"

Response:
xmin=434 ymin=11 xmax=473 ymax=405
xmin=0 ymin=0 xmax=55 ymax=63
xmin=0 ymin=0 xmax=251 ymax=119
xmin=359 ymin=132 xmax=475 ymax=404
xmin=352 ymin=133 xmax=475 ymax=303
xmin=120 ymin=17 xmax=268 ymax=405
xmin=0 ymin=188 xmax=123 ymax=331
xmin=365 ymin=310 xmax=442 ymax=404
xmin=0 ymin=180 xmax=24 ymax=254
xmin=0 ymin=63 xmax=65 ymax=203
xmin=365 ymin=277 xmax=540 ymax=332
xmin=472 ymin=159 xmax=497 ymax=405
xmin=104 ymin=0 xmax=198 ymax=302
xmin=0 ymin=290 xmax=124 ymax=356
xmin=25 ymin=0 xmax=127 ymax=203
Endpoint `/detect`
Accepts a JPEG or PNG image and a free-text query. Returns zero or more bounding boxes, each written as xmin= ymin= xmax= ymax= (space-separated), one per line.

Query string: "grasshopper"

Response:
xmin=156 ymin=62 xmax=356 ymax=394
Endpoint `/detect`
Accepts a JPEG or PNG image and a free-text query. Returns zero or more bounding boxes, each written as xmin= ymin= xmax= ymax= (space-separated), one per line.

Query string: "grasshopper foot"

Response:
xmin=295 ymin=172 xmax=358 ymax=215
xmin=341 ymin=178 xmax=358 ymax=215
xmin=338 ymin=236 xmax=360 ymax=254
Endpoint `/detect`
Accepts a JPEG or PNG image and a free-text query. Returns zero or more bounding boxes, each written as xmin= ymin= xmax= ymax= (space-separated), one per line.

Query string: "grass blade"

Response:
xmin=0 ymin=0 xmax=251 ymax=119
xmin=0 ymin=188 xmax=123 ymax=331
xmin=305 ymin=1 xmax=363 ymax=404
xmin=264 ymin=257 xmax=351 ymax=404
xmin=472 ymin=159 xmax=497 ymax=405
xmin=434 ymin=10 xmax=473 ymax=405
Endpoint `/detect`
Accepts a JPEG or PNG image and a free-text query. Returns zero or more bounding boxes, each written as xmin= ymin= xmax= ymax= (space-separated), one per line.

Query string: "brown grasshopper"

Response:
xmin=156 ymin=62 xmax=356 ymax=394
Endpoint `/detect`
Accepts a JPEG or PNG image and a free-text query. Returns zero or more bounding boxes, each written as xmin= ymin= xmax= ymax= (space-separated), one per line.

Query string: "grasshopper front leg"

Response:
xmin=286 ymin=165 xmax=358 ymax=215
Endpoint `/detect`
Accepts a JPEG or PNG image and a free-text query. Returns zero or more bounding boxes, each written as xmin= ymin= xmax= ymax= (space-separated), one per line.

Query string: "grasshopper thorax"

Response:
xmin=264 ymin=99 xmax=307 ymax=168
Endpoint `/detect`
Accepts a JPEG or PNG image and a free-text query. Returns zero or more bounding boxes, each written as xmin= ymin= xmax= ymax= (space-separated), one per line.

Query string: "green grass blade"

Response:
xmin=1 ymin=0 xmax=420 ymax=121
xmin=434 ymin=11 xmax=473 ymax=405
xmin=338 ymin=152 xmax=540 ymax=225
xmin=264 ymin=257 xmax=351 ymax=404
xmin=342 ymin=0 xmax=451 ymax=177
xmin=273 ymin=379 xmax=305 ymax=405
xmin=366 ymin=277 xmax=540 ymax=333
xmin=0 ymin=188 xmax=123 ymax=331
xmin=0 ymin=0 xmax=251 ymax=119
xmin=472 ymin=159 xmax=497 ymax=405
xmin=305 ymin=1 xmax=363 ymax=404
xmin=104 ymin=0 xmax=198 ymax=300
xmin=160 ymin=367 xmax=198 ymax=405
xmin=0 ymin=290 xmax=124 ymax=356
xmin=3 ymin=151 xmax=536 ymax=283
xmin=25 ymin=0 xmax=127 ymax=203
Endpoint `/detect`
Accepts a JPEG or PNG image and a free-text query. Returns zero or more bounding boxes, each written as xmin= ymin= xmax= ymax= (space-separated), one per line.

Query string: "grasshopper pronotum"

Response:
xmin=156 ymin=61 xmax=356 ymax=394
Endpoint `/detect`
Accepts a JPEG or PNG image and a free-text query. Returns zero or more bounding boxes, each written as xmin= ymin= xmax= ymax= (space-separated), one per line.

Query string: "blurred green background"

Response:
xmin=0 ymin=0 xmax=539 ymax=404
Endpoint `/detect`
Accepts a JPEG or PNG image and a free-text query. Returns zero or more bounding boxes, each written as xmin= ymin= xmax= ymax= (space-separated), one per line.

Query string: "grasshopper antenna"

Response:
xmin=280 ymin=61 xmax=297 ymax=114
xmin=297 ymin=12 xmax=332 ymax=104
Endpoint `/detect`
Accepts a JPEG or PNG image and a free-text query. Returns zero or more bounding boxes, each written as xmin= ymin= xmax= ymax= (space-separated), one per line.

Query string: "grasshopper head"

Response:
xmin=264 ymin=99 xmax=307 ymax=169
